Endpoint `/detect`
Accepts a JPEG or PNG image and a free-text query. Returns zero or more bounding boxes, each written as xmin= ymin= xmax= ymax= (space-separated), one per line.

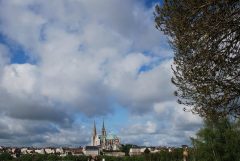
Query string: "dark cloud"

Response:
xmin=0 ymin=90 xmax=73 ymax=126
xmin=25 ymin=124 xmax=59 ymax=134
xmin=73 ymin=82 xmax=113 ymax=117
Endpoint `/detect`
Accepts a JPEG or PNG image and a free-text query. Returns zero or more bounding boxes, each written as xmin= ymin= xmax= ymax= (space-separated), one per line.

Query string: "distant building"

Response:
xmin=35 ymin=148 xmax=45 ymax=154
xmin=55 ymin=148 xmax=64 ymax=155
xmin=44 ymin=148 xmax=55 ymax=154
xmin=104 ymin=151 xmax=125 ymax=157
xmin=84 ymin=146 xmax=99 ymax=156
xmin=129 ymin=147 xmax=162 ymax=156
xmin=129 ymin=147 xmax=142 ymax=156
xmin=64 ymin=147 xmax=84 ymax=156
xmin=91 ymin=120 xmax=121 ymax=150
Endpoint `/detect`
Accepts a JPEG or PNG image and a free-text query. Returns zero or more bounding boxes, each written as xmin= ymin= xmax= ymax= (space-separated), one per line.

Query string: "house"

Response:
xmin=55 ymin=147 xmax=64 ymax=155
xmin=35 ymin=148 xmax=45 ymax=154
xmin=129 ymin=146 xmax=162 ymax=156
xmin=129 ymin=148 xmax=141 ymax=156
xmin=150 ymin=149 xmax=160 ymax=153
xmin=84 ymin=146 xmax=99 ymax=156
xmin=12 ymin=148 xmax=21 ymax=158
xmin=21 ymin=148 xmax=28 ymax=154
xmin=44 ymin=148 xmax=55 ymax=154
xmin=70 ymin=147 xmax=84 ymax=156
xmin=62 ymin=147 xmax=84 ymax=156
xmin=26 ymin=147 xmax=34 ymax=154
xmin=139 ymin=146 xmax=147 ymax=153
xmin=104 ymin=151 xmax=125 ymax=157
xmin=0 ymin=146 xmax=3 ymax=152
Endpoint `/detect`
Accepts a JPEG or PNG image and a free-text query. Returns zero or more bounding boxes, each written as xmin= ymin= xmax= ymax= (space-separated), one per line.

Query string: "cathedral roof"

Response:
xmin=97 ymin=133 xmax=119 ymax=140
xmin=106 ymin=134 xmax=118 ymax=140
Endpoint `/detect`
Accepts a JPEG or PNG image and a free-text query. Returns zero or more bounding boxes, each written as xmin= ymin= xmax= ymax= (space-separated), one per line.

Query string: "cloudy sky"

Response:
xmin=0 ymin=0 xmax=202 ymax=147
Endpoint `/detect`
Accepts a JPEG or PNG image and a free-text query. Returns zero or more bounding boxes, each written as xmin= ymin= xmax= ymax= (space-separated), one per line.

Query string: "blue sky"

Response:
xmin=0 ymin=0 xmax=202 ymax=147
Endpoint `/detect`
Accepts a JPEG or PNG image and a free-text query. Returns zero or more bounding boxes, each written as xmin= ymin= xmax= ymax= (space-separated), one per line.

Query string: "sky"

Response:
xmin=0 ymin=0 xmax=202 ymax=147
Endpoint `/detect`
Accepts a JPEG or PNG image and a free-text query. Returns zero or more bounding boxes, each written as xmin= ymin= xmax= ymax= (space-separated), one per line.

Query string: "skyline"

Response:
xmin=0 ymin=0 xmax=202 ymax=147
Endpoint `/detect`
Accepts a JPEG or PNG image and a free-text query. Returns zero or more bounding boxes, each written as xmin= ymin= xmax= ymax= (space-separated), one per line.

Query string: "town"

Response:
xmin=0 ymin=145 xmax=181 ymax=158
xmin=0 ymin=121 xmax=188 ymax=160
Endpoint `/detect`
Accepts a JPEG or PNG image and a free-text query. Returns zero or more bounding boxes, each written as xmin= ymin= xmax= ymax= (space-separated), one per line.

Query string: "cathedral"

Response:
xmin=92 ymin=120 xmax=121 ymax=150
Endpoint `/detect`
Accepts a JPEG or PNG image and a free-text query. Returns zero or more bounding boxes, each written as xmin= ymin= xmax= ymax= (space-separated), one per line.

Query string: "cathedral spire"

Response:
xmin=101 ymin=119 xmax=107 ymax=149
xmin=102 ymin=119 xmax=106 ymax=137
xmin=93 ymin=120 xmax=97 ymax=137
xmin=92 ymin=120 xmax=97 ymax=146
xmin=102 ymin=119 xmax=105 ymax=130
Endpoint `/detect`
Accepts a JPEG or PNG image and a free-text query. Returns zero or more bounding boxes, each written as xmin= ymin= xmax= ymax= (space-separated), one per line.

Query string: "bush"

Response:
xmin=0 ymin=152 xmax=13 ymax=161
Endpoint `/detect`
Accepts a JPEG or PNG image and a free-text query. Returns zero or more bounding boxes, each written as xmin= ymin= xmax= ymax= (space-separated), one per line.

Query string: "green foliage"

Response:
xmin=13 ymin=148 xmax=240 ymax=161
xmin=191 ymin=118 xmax=240 ymax=161
xmin=155 ymin=0 xmax=240 ymax=118
xmin=31 ymin=153 xmax=48 ymax=161
xmin=47 ymin=154 xmax=60 ymax=160
xmin=0 ymin=152 xmax=13 ymax=161
xmin=101 ymin=149 xmax=186 ymax=161
xmin=6 ymin=151 xmax=194 ymax=161
xmin=120 ymin=144 xmax=136 ymax=156
xmin=144 ymin=148 xmax=150 ymax=154
xmin=8 ymin=153 xmax=89 ymax=161
xmin=18 ymin=154 xmax=33 ymax=161
xmin=62 ymin=155 xmax=88 ymax=161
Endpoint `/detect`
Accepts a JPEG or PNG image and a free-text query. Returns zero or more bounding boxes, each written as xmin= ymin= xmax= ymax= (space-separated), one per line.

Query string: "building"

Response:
xmin=84 ymin=146 xmax=99 ymax=156
xmin=104 ymin=151 xmax=125 ymax=157
xmin=129 ymin=147 xmax=142 ymax=156
xmin=44 ymin=148 xmax=55 ymax=154
xmin=35 ymin=148 xmax=45 ymax=154
xmin=65 ymin=147 xmax=84 ymax=156
xmin=20 ymin=147 xmax=34 ymax=154
xmin=91 ymin=120 xmax=121 ymax=150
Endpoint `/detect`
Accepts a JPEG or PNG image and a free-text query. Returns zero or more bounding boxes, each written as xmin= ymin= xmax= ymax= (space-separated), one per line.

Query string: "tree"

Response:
xmin=18 ymin=154 xmax=33 ymax=161
xmin=144 ymin=148 xmax=150 ymax=154
xmin=0 ymin=152 xmax=12 ymax=160
xmin=120 ymin=144 xmax=136 ymax=156
xmin=155 ymin=0 xmax=240 ymax=118
xmin=191 ymin=118 xmax=240 ymax=161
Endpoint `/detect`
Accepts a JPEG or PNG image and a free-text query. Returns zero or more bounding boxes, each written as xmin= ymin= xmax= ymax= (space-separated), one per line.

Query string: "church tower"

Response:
xmin=101 ymin=119 xmax=107 ymax=149
xmin=92 ymin=120 xmax=97 ymax=146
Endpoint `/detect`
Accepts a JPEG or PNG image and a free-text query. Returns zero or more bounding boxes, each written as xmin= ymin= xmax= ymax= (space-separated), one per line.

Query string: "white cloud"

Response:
xmin=0 ymin=0 xmax=202 ymax=146
xmin=105 ymin=59 xmax=175 ymax=113
xmin=1 ymin=64 xmax=38 ymax=95
xmin=121 ymin=120 xmax=157 ymax=135
xmin=119 ymin=100 xmax=202 ymax=146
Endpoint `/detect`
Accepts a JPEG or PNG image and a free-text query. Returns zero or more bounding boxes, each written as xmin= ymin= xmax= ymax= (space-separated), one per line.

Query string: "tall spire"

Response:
xmin=93 ymin=120 xmax=97 ymax=136
xmin=92 ymin=120 xmax=97 ymax=146
xmin=102 ymin=119 xmax=105 ymax=130
xmin=101 ymin=119 xmax=106 ymax=149
xmin=102 ymin=119 xmax=106 ymax=136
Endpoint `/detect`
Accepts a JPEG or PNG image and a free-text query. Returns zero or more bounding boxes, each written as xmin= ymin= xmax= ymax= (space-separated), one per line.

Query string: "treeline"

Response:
xmin=0 ymin=149 xmax=198 ymax=161
xmin=0 ymin=150 xmax=185 ymax=161
xmin=0 ymin=153 xmax=90 ymax=161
